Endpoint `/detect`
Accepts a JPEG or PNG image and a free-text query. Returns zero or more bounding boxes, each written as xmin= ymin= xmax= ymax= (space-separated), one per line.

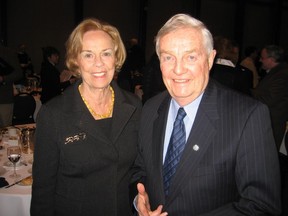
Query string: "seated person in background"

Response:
xmin=0 ymin=44 xmax=23 ymax=127
xmin=210 ymin=36 xmax=253 ymax=95
xmin=17 ymin=43 xmax=34 ymax=78
xmin=40 ymin=46 xmax=75 ymax=104
xmin=240 ymin=46 xmax=260 ymax=88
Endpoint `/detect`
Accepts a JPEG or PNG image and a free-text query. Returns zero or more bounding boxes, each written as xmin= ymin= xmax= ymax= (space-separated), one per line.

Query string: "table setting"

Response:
xmin=0 ymin=124 xmax=35 ymax=216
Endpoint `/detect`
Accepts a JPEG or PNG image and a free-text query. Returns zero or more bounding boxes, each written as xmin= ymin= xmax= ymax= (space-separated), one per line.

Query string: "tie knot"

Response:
xmin=176 ymin=107 xmax=186 ymax=121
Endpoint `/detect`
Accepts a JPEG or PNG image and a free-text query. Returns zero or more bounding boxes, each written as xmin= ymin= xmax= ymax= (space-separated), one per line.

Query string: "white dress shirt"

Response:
xmin=163 ymin=93 xmax=203 ymax=163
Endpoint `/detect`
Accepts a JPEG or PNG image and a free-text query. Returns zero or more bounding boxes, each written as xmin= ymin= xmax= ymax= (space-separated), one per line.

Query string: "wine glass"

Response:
xmin=7 ymin=146 xmax=22 ymax=178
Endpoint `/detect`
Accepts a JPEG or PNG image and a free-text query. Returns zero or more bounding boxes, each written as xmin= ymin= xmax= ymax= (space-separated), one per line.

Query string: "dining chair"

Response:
xmin=12 ymin=93 xmax=36 ymax=125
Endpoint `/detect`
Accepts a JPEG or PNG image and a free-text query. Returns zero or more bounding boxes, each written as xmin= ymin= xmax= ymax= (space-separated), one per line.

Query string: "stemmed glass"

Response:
xmin=7 ymin=146 xmax=22 ymax=178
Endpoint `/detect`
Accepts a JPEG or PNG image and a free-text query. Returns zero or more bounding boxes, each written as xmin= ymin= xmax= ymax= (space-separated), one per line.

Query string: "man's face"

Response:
xmin=260 ymin=48 xmax=274 ymax=71
xmin=49 ymin=53 xmax=59 ymax=65
xmin=159 ymin=27 xmax=215 ymax=106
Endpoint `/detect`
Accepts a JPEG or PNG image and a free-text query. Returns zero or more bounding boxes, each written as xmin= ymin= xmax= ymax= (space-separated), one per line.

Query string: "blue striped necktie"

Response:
xmin=163 ymin=107 xmax=187 ymax=196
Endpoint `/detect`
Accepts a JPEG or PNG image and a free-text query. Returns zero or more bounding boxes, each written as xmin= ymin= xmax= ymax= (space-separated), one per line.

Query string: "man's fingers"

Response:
xmin=137 ymin=182 xmax=146 ymax=194
xmin=136 ymin=183 xmax=168 ymax=215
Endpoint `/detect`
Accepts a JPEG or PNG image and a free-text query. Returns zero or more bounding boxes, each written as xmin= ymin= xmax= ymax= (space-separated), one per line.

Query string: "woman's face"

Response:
xmin=77 ymin=30 xmax=116 ymax=90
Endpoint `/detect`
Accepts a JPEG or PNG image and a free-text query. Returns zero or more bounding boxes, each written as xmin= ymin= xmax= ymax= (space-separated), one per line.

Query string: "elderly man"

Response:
xmin=252 ymin=45 xmax=288 ymax=150
xmin=132 ymin=14 xmax=281 ymax=216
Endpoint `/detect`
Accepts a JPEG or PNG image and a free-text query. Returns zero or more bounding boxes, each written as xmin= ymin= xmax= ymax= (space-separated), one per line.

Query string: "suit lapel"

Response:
xmin=110 ymin=83 xmax=137 ymax=144
xmin=165 ymin=81 xmax=219 ymax=205
xmin=152 ymin=95 xmax=171 ymax=200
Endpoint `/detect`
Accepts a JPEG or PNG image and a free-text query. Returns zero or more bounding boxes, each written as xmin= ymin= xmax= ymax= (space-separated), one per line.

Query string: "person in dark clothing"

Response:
xmin=0 ymin=45 xmax=22 ymax=127
xmin=17 ymin=43 xmax=34 ymax=78
xmin=118 ymin=38 xmax=145 ymax=92
xmin=210 ymin=36 xmax=253 ymax=96
xmin=252 ymin=45 xmax=288 ymax=150
xmin=31 ymin=18 xmax=142 ymax=216
xmin=142 ymin=52 xmax=166 ymax=103
xmin=133 ymin=14 xmax=281 ymax=216
xmin=210 ymin=63 xmax=253 ymax=95
xmin=40 ymin=46 xmax=73 ymax=104
xmin=240 ymin=46 xmax=260 ymax=88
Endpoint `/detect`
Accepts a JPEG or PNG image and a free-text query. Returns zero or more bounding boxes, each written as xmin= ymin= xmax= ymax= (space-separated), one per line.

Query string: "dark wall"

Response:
xmin=6 ymin=0 xmax=75 ymax=73
xmin=5 ymin=0 xmax=140 ymax=73
xmin=144 ymin=0 xmax=288 ymax=61
xmin=84 ymin=0 xmax=141 ymax=42
xmin=2 ymin=0 xmax=287 ymax=73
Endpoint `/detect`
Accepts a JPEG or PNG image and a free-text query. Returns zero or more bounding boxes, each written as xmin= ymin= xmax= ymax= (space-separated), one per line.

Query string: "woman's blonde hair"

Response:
xmin=65 ymin=18 xmax=126 ymax=77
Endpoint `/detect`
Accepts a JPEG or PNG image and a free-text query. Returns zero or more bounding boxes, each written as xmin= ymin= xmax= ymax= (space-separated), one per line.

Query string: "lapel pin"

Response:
xmin=193 ymin=144 xmax=199 ymax=151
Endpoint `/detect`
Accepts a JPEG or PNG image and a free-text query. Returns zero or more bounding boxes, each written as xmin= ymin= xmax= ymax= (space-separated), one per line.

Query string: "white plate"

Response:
xmin=3 ymin=161 xmax=25 ymax=170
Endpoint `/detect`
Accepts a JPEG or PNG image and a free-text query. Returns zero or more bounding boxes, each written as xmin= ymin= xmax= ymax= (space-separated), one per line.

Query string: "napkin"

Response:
xmin=0 ymin=177 xmax=9 ymax=188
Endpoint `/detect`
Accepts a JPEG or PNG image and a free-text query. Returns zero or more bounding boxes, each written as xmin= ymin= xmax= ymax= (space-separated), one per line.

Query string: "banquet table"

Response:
xmin=0 ymin=124 xmax=35 ymax=216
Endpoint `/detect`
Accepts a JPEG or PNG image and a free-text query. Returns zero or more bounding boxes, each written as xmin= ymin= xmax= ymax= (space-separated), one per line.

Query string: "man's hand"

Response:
xmin=136 ymin=183 xmax=168 ymax=216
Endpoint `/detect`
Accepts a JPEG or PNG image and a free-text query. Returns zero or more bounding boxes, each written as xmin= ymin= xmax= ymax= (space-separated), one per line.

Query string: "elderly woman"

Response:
xmin=31 ymin=18 xmax=142 ymax=216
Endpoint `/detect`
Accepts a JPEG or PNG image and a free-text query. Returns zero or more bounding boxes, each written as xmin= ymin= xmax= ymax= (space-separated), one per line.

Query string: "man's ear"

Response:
xmin=208 ymin=49 xmax=216 ymax=70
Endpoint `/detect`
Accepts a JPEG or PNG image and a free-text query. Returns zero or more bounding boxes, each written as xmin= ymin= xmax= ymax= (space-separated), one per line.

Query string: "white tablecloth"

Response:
xmin=0 ymin=126 xmax=34 ymax=216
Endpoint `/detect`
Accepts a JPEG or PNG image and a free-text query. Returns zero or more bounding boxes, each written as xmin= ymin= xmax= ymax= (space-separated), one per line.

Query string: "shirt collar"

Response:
xmin=215 ymin=58 xmax=235 ymax=67
xmin=170 ymin=92 xmax=204 ymax=120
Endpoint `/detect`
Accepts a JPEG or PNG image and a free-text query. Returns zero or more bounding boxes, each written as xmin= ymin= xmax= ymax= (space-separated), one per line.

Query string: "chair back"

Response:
xmin=12 ymin=93 xmax=36 ymax=125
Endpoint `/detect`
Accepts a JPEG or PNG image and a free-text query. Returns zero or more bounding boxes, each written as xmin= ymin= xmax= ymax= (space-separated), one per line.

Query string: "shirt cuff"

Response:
xmin=133 ymin=195 xmax=139 ymax=212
